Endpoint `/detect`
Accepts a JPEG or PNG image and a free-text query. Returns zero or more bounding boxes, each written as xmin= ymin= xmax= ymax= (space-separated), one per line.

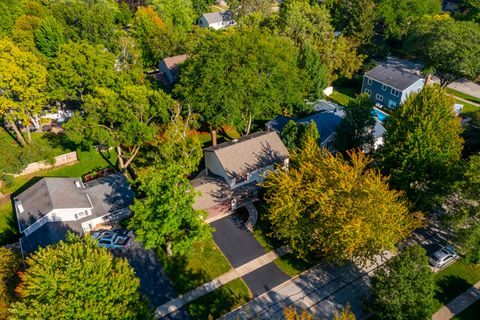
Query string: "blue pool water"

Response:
xmin=372 ymin=108 xmax=389 ymax=122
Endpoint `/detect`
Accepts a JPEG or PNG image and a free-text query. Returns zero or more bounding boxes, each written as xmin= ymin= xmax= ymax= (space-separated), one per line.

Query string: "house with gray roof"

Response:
xmin=198 ymin=11 xmax=235 ymax=30
xmin=158 ymin=54 xmax=189 ymax=86
xmin=191 ymin=131 xmax=288 ymax=221
xmin=14 ymin=173 xmax=134 ymax=255
xmin=362 ymin=60 xmax=425 ymax=109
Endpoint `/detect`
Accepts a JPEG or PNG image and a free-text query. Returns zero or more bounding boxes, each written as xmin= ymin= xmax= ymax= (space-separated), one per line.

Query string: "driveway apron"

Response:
xmin=211 ymin=215 xmax=290 ymax=296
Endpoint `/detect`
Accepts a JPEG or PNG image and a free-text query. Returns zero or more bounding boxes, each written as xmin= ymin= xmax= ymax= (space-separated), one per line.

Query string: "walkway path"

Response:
xmin=154 ymin=246 xmax=289 ymax=319
xmin=432 ymin=280 xmax=480 ymax=320
xmin=452 ymin=95 xmax=480 ymax=108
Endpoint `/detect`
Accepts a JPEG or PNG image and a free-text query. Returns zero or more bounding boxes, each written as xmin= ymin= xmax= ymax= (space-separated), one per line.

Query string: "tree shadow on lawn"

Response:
xmin=0 ymin=201 xmax=19 ymax=246
xmin=435 ymin=275 xmax=472 ymax=306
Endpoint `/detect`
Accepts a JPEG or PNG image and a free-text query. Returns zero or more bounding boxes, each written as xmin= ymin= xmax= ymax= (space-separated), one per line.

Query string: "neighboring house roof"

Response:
xmin=313 ymin=100 xmax=342 ymax=113
xmin=17 ymin=173 xmax=135 ymax=255
xmin=365 ymin=63 xmax=423 ymax=91
xmin=160 ymin=54 xmax=188 ymax=83
xmin=204 ymin=131 xmax=289 ymax=181
xmin=15 ymin=177 xmax=92 ymax=232
xmin=201 ymin=11 xmax=233 ymax=25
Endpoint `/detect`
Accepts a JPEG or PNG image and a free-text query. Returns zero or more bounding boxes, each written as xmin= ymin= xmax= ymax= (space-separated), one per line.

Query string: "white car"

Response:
xmin=429 ymin=245 xmax=458 ymax=268
xmin=92 ymin=230 xmax=132 ymax=251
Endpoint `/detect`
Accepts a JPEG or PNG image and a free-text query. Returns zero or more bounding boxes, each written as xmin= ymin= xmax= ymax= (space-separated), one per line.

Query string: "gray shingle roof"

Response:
xmin=366 ymin=64 xmax=424 ymax=91
xmin=201 ymin=11 xmax=233 ymax=24
xmin=204 ymin=131 xmax=289 ymax=181
xmin=15 ymin=177 xmax=92 ymax=231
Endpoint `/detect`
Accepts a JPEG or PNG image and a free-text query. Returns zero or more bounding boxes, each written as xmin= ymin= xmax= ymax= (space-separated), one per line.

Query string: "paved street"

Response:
xmin=221 ymin=222 xmax=449 ymax=319
xmin=212 ymin=215 xmax=290 ymax=296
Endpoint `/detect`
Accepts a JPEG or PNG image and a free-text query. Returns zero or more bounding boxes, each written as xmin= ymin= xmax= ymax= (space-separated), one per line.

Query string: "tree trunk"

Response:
xmin=26 ymin=124 xmax=32 ymax=144
xmin=166 ymin=241 xmax=173 ymax=257
xmin=116 ymin=145 xmax=126 ymax=172
xmin=10 ymin=121 xmax=27 ymax=146
xmin=245 ymin=111 xmax=252 ymax=136
xmin=211 ymin=129 xmax=217 ymax=146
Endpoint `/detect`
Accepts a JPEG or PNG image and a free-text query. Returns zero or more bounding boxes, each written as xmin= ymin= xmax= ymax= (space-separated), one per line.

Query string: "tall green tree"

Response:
xmin=335 ymin=0 xmax=376 ymax=46
xmin=368 ymin=244 xmax=435 ymax=320
xmin=0 ymin=0 xmax=24 ymax=36
xmin=34 ymin=16 xmax=66 ymax=57
xmin=335 ymin=94 xmax=375 ymax=152
xmin=229 ymin=0 xmax=273 ymax=17
xmin=423 ymin=19 xmax=480 ymax=87
xmin=175 ymin=30 xmax=309 ymax=144
xmin=262 ymin=140 xmax=422 ymax=263
xmin=279 ymin=0 xmax=364 ymax=81
xmin=128 ymin=164 xmax=212 ymax=255
xmin=9 ymin=234 xmax=147 ymax=319
xmin=50 ymin=0 xmax=120 ymax=48
xmin=376 ymin=0 xmax=441 ymax=41
xmin=0 ymin=247 xmax=20 ymax=320
xmin=462 ymin=110 xmax=480 ymax=158
xmin=49 ymin=41 xmax=123 ymax=102
xmin=461 ymin=0 xmax=480 ymax=23
xmin=280 ymin=120 xmax=320 ymax=151
xmin=0 ymin=39 xmax=48 ymax=145
xmin=298 ymin=45 xmax=328 ymax=100
xmin=379 ymin=86 xmax=463 ymax=208
xmin=64 ymin=85 xmax=173 ymax=171
xmin=149 ymin=0 xmax=196 ymax=31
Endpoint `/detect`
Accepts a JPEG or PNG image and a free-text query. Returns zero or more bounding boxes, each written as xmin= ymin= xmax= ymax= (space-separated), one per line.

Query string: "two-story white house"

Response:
xmin=15 ymin=173 xmax=135 ymax=255
xmin=198 ymin=11 xmax=235 ymax=30
xmin=192 ymin=131 xmax=289 ymax=222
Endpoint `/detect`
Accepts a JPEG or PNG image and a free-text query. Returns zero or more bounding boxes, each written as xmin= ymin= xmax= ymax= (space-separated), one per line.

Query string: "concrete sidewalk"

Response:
xmin=432 ymin=280 xmax=480 ymax=320
xmin=154 ymin=246 xmax=289 ymax=319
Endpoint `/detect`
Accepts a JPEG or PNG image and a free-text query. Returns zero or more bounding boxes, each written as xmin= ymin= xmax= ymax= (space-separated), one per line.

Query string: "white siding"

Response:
xmin=51 ymin=208 xmax=93 ymax=221
xmin=205 ymin=151 xmax=232 ymax=186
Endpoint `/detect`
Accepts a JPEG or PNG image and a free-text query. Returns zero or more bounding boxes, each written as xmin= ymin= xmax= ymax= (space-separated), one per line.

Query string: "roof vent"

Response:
xmin=75 ymin=180 xmax=82 ymax=188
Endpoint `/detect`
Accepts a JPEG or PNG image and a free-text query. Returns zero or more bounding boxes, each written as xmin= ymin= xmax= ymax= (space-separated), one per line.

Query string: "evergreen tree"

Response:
xmin=335 ymin=93 xmax=375 ymax=152
xmin=379 ymin=86 xmax=463 ymax=208
xmin=368 ymin=244 xmax=435 ymax=320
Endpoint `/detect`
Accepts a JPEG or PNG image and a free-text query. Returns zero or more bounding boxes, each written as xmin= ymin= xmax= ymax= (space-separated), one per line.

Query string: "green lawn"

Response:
xmin=185 ymin=278 xmax=252 ymax=320
xmin=327 ymin=86 xmax=359 ymax=106
xmin=1 ymin=148 xmax=118 ymax=195
xmin=433 ymin=259 xmax=480 ymax=311
xmin=453 ymin=299 xmax=480 ymax=320
xmin=0 ymin=201 xmax=17 ymax=245
xmin=157 ymin=239 xmax=232 ymax=294
xmin=446 ymin=88 xmax=480 ymax=105
xmin=456 ymin=99 xmax=480 ymax=114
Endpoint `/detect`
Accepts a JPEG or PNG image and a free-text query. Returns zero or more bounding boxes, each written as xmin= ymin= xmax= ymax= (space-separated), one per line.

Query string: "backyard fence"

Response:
xmin=13 ymin=151 xmax=78 ymax=177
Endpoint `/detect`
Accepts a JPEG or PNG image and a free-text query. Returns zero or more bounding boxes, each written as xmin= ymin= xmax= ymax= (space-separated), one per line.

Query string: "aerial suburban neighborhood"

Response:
xmin=0 ymin=0 xmax=480 ymax=320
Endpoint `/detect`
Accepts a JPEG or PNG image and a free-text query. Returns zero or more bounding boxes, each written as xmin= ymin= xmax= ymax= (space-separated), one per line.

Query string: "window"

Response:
xmin=376 ymin=94 xmax=384 ymax=101
xmin=388 ymin=100 xmax=397 ymax=109
xmin=382 ymin=84 xmax=387 ymax=91
xmin=391 ymin=89 xmax=400 ymax=97
xmin=367 ymin=78 xmax=372 ymax=85
xmin=364 ymin=89 xmax=371 ymax=96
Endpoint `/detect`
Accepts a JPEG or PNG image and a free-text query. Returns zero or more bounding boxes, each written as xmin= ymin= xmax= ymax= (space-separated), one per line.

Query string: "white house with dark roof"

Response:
xmin=198 ymin=11 xmax=235 ymax=30
xmin=14 ymin=173 xmax=135 ymax=255
xmin=362 ymin=60 xmax=425 ymax=109
xmin=191 ymin=131 xmax=289 ymax=221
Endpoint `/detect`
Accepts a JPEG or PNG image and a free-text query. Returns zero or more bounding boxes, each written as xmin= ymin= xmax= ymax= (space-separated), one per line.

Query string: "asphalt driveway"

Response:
xmin=212 ymin=215 xmax=290 ymax=296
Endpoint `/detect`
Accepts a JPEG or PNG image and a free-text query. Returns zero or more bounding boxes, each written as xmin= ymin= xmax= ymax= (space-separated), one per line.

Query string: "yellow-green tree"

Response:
xmin=263 ymin=138 xmax=422 ymax=264
xmin=0 ymin=38 xmax=47 ymax=146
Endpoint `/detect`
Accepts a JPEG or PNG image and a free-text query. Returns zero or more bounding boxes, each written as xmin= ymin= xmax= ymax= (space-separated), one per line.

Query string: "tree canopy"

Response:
xmin=0 ymin=247 xmax=20 ymax=319
xmin=368 ymin=244 xmax=435 ymax=320
xmin=335 ymin=93 xmax=376 ymax=152
xmin=379 ymin=86 xmax=463 ymax=208
xmin=262 ymin=138 xmax=422 ymax=263
xmin=174 ymin=30 xmax=309 ymax=142
xmin=64 ymin=85 xmax=174 ymax=171
xmin=128 ymin=163 xmax=212 ymax=255
xmin=9 ymin=234 xmax=147 ymax=319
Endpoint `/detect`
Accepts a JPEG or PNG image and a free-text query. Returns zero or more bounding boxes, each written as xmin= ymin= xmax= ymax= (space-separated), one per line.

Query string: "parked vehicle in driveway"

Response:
xmin=92 ymin=230 xmax=133 ymax=251
xmin=429 ymin=245 xmax=458 ymax=268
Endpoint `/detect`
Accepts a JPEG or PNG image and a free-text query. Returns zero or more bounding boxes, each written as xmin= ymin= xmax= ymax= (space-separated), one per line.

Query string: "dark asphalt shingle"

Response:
xmin=366 ymin=64 xmax=423 ymax=91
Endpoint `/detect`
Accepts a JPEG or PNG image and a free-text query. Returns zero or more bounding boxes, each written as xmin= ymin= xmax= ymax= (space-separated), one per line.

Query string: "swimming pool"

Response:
xmin=372 ymin=108 xmax=389 ymax=122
